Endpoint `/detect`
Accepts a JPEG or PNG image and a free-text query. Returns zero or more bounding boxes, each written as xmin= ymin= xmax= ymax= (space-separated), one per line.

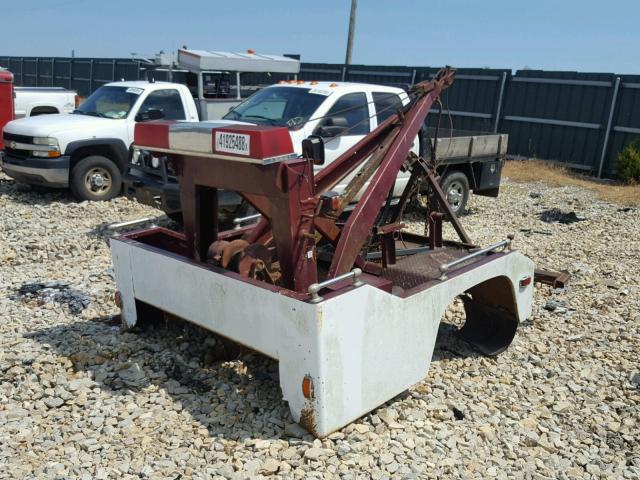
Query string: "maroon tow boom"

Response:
xmin=134 ymin=68 xmax=458 ymax=294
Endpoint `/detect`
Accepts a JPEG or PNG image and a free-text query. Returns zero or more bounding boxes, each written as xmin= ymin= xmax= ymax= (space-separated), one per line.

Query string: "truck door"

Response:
xmin=315 ymin=92 xmax=373 ymax=165
xmin=130 ymin=89 xmax=187 ymax=143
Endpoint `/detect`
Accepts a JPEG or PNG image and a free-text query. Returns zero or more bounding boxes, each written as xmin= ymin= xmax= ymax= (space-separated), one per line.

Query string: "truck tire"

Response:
xmin=441 ymin=171 xmax=469 ymax=214
xmin=70 ymin=155 xmax=122 ymax=201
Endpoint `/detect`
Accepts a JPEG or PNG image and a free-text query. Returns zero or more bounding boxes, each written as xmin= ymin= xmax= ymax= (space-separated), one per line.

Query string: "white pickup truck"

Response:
xmin=0 ymin=49 xmax=299 ymax=201
xmin=125 ymin=81 xmax=422 ymax=218
xmin=14 ymin=87 xmax=78 ymax=118
xmin=1 ymin=80 xmax=198 ymax=200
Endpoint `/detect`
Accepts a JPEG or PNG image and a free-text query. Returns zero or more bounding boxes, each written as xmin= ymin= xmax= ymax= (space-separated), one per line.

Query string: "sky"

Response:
xmin=2 ymin=0 xmax=639 ymax=74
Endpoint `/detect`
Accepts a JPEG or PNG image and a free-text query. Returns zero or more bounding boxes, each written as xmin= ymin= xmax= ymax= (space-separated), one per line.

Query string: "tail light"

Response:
xmin=302 ymin=375 xmax=314 ymax=399
xmin=74 ymin=94 xmax=80 ymax=108
xmin=519 ymin=276 xmax=532 ymax=288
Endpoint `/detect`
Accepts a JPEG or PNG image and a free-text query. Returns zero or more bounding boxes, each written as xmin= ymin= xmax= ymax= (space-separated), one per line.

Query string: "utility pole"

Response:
xmin=344 ymin=0 xmax=357 ymax=65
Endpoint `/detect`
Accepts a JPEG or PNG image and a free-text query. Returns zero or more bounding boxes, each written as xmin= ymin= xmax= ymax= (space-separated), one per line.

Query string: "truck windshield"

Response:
xmin=223 ymin=87 xmax=326 ymax=129
xmin=74 ymin=86 xmax=142 ymax=119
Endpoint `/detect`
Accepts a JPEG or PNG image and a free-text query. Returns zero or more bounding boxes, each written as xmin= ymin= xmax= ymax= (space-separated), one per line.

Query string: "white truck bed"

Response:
xmin=111 ymin=229 xmax=534 ymax=437
xmin=14 ymin=86 xmax=77 ymax=118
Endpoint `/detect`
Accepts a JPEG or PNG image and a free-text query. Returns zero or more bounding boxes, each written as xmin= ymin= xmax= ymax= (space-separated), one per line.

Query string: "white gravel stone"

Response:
xmin=44 ymin=396 xmax=64 ymax=408
xmin=0 ymin=171 xmax=638 ymax=479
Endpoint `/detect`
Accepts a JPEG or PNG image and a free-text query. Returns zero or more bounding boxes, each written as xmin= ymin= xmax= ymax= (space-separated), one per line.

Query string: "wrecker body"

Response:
xmin=110 ymin=69 xmax=534 ymax=437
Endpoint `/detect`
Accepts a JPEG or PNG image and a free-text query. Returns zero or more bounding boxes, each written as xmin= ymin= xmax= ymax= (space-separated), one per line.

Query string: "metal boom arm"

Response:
xmin=319 ymin=68 xmax=456 ymax=276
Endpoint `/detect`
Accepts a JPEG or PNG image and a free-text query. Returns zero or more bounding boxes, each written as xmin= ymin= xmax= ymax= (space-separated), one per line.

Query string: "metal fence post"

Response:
xmin=597 ymin=77 xmax=621 ymax=178
xmin=69 ymin=58 xmax=73 ymax=90
xmin=20 ymin=57 xmax=24 ymax=85
xmin=52 ymin=58 xmax=55 ymax=86
xmin=410 ymin=69 xmax=417 ymax=86
xmin=35 ymin=58 xmax=39 ymax=87
xmin=493 ymin=71 xmax=507 ymax=133
xmin=89 ymin=59 xmax=94 ymax=94
xmin=112 ymin=59 xmax=116 ymax=82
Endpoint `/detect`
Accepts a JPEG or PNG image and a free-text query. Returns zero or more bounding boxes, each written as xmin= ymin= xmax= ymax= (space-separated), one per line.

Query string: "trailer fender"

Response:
xmin=458 ymin=275 xmax=519 ymax=356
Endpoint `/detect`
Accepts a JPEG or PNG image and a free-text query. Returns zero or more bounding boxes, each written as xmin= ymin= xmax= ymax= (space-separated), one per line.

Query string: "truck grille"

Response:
xmin=4 ymin=147 xmax=31 ymax=159
xmin=2 ymin=132 xmax=34 ymax=158
xmin=3 ymin=132 xmax=34 ymax=144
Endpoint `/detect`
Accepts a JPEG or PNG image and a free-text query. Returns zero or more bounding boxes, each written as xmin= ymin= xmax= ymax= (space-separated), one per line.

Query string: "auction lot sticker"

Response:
xmin=215 ymin=131 xmax=251 ymax=156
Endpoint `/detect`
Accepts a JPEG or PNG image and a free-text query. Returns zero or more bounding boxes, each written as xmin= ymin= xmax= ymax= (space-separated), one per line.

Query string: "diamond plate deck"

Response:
xmin=380 ymin=247 xmax=471 ymax=291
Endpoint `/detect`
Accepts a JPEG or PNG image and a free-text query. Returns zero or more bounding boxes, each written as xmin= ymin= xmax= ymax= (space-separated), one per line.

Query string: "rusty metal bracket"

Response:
xmin=417 ymin=157 xmax=473 ymax=245
xmin=534 ymin=269 xmax=571 ymax=289
xmin=375 ymin=222 xmax=405 ymax=268
xmin=428 ymin=212 xmax=444 ymax=249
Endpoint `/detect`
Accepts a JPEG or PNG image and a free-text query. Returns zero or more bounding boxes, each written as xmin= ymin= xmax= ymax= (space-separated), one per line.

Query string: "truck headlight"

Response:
xmin=32 ymin=137 xmax=61 ymax=157
xmin=33 ymin=137 xmax=59 ymax=146
xmin=131 ymin=148 xmax=142 ymax=165
xmin=132 ymin=149 xmax=162 ymax=169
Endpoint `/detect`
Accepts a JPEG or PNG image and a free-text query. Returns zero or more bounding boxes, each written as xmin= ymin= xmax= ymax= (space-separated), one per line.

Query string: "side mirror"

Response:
xmin=302 ymin=135 xmax=325 ymax=166
xmin=314 ymin=117 xmax=348 ymax=139
xmin=136 ymin=108 xmax=164 ymax=122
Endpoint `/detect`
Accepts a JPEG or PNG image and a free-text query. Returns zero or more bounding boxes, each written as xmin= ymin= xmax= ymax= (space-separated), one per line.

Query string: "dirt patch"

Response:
xmin=504 ymin=160 xmax=640 ymax=206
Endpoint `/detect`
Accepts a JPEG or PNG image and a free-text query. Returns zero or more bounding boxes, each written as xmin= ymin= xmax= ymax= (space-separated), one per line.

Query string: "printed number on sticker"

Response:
xmin=215 ymin=132 xmax=251 ymax=156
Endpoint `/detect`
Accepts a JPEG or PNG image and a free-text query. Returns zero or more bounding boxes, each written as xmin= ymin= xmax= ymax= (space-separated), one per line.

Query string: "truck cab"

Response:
xmin=226 ymin=81 xmax=417 ymax=196
xmin=228 ymin=81 xmax=409 ymax=160
xmin=1 ymin=80 xmax=197 ymax=200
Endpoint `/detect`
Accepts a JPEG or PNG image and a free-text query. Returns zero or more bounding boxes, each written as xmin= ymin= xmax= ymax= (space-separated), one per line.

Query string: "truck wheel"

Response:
xmin=441 ymin=171 xmax=469 ymax=214
xmin=70 ymin=156 xmax=122 ymax=201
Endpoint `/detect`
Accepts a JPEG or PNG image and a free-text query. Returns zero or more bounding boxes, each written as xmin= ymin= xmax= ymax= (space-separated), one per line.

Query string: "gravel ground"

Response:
xmin=0 ymin=171 xmax=638 ymax=480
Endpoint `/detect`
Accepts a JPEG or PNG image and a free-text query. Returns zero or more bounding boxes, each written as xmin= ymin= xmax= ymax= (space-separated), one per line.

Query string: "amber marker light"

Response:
xmin=302 ymin=375 xmax=314 ymax=399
